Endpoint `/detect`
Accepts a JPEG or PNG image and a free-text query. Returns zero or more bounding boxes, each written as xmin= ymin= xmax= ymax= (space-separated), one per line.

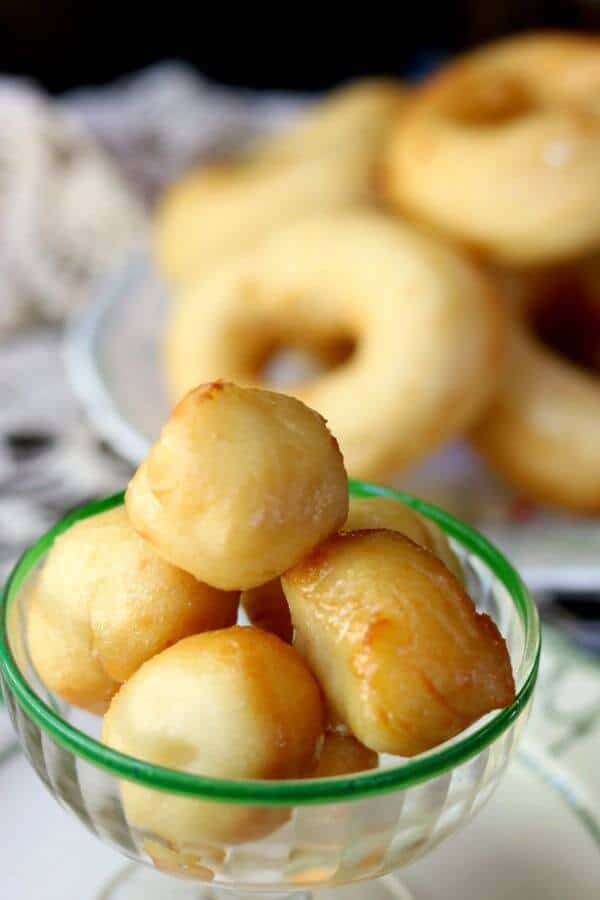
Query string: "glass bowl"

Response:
xmin=0 ymin=481 xmax=540 ymax=900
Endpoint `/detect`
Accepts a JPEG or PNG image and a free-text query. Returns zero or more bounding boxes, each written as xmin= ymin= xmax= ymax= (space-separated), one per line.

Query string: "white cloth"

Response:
xmin=0 ymin=63 xmax=293 ymax=334
xmin=0 ymin=80 xmax=145 ymax=330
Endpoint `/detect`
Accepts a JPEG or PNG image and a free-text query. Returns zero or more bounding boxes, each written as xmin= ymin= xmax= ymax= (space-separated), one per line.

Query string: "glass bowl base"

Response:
xmin=98 ymin=864 xmax=415 ymax=900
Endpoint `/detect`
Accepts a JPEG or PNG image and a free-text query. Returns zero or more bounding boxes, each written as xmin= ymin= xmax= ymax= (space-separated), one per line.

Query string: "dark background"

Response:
xmin=0 ymin=0 xmax=599 ymax=93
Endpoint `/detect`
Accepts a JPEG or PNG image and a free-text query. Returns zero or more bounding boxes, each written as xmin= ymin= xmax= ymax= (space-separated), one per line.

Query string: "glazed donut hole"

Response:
xmin=22 ymin=369 xmax=515 ymax=859
xmin=343 ymin=494 xmax=464 ymax=583
xmin=241 ymin=494 xmax=464 ymax=645
xmin=27 ymin=506 xmax=239 ymax=714
xmin=103 ymin=627 xmax=325 ymax=847
xmin=126 ymin=382 xmax=349 ymax=590
xmin=240 ymin=578 xmax=293 ymax=643
xmin=313 ymin=733 xmax=379 ymax=778
xmin=283 ymin=529 xmax=515 ymax=757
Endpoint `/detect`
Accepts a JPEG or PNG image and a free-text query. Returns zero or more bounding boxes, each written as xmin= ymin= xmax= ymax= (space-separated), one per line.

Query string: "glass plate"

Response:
xmin=64 ymin=250 xmax=600 ymax=594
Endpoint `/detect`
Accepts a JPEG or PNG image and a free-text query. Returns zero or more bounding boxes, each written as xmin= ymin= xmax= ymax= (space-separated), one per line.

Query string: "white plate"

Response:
xmin=65 ymin=253 xmax=600 ymax=593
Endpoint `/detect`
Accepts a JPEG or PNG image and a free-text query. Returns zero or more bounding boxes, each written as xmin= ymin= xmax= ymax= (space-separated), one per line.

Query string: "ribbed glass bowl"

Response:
xmin=0 ymin=480 xmax=540 ymax=900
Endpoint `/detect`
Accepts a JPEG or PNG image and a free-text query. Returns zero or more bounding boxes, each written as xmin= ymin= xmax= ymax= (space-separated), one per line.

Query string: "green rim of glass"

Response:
xmin=0 ymin=480 xmax=540 ymax=806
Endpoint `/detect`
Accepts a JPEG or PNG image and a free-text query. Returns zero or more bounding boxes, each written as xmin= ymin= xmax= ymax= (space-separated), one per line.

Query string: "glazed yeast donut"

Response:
xmin=283 ymin=530 xmax=515 ymax=756
xmin=241 ymin=493 xmax=462 ymax=643
xmin=103 ymin=627 xmax=324 ymax=846
xmin=28 ymin=506 xmax=238 ymax=713
xmin=313 ymin=733 xmax=378 ymax=778
xmin=251 ymin=78 xmax=407 ymax=163
xmin=155 ymin=79 xmax=406 ymax=284
xmin=165 ymin=212 xmax=503 ymax=479
xmin=126 ymin=382 xmax=348 ymax=590
xmin=344 ymin=495 xmax=462 ymax=581
xmin=241 ymin=578 xmax=294 ymax=643
xmin=382 ymin=33 xmax=600 ymax=265
xmin=472 ymin=260 xmax=600 ymax=512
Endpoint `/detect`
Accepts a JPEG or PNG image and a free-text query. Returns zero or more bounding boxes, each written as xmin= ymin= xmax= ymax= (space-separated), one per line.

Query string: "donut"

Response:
xmin=102 ymin=627 xmax=324 ymax=846
xmin=29 ymin=595 xmax=117 ymax=715
xmin=381 ymin=33 xmax=600 ymax=266
xmin=164 ymin=212 xmax=503 ymax=479
xmin=314 ymin=733 xmax=378 ymax=777
xmin=241 ymin=579 xmax=293 ymax=643
xmin=471 ymin=258 xmax=600 ymax=512
xmin=126 ymin=382 xmax=348 ymax=590
xmin=27 ymin=506 xmax=238 ymax=713
xmin=344 ymin=495 xmax=462 ymax=581
xmin=282 ymin=530 xmax=515 ymax=756
xmin=155 ymin=79 xmax=407 ymax=284
xmin=241 ymin=494 xmax=463 ymax=643
xmin=251 ymin=78 xmax=408 ymax=163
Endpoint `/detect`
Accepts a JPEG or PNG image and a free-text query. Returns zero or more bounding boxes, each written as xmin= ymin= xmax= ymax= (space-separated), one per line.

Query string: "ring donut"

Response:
xmin=471 ymin=258 xmax=600 ymax=512
xmin=251 ymin=77 xmax=407 ymax=163
xmin=155 ymin=79 xmax=406 ymax=285
xmin=164 ymin=211 xmax=503 ymax=479
xmin=381 ymin=33 xmax=600 ymax=266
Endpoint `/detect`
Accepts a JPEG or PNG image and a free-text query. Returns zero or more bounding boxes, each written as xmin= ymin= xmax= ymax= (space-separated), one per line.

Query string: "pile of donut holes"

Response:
xmin=29 ymin=381 xmax=515 ymax=873
xmin=157 ymin=32 xmax=600 ymax=514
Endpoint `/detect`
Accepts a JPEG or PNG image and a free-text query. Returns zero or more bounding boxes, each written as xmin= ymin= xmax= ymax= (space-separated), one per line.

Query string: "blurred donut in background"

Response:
xmin=381 ymin=33 xmax=600 ymax=266
xmin=164 ymin=211 xmax=504 ymax=480
xmin=155 ymin=79 xmax=407 ymax=284
xmin=471 ymin=258 xmax=600 ymax=513
xmin=153 ymin=32 xmax=600 ymax=515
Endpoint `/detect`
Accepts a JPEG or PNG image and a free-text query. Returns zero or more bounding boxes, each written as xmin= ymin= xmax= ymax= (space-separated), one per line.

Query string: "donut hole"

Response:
xmin=529 ymin=276 xmax=600 ymax=372
xmin=257 ymin=335 xmax=357 ymax=388
xmin=442 ymin=74 xmax=535 ymax=127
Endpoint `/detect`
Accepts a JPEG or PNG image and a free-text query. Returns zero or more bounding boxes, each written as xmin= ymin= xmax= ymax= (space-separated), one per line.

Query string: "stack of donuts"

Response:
xmin=156 ymin=32 xmax=600 ymax=515
xmin=27 ymin=382 xmax=514 ymax=871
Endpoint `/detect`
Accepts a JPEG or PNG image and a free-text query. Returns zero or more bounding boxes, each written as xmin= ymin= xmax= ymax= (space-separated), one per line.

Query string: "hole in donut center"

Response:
xmin=530 ymin=277 xmax=600 ymax=373
xmin=444 ymin=75 xmax=534 ymax=126
xmin=259 ymin=335 xmax=356 ymax=388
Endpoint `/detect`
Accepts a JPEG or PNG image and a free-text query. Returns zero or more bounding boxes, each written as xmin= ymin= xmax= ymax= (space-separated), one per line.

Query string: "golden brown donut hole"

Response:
xmin=28 ymin=506 xmax=239 ymax=714
xmin=283 ymin=529 xmax=515 ymax=757
xmin=240 ymin=578 xmax=293 ymax=644
xmin=313 ymin=733 xmax=378 ymax=778
xmin=103 ymin=627 xmax=325 ymax=846
xmin=126 ymin=382 xmax=349 ymax=590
